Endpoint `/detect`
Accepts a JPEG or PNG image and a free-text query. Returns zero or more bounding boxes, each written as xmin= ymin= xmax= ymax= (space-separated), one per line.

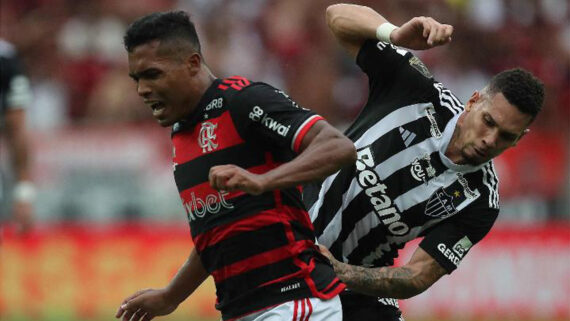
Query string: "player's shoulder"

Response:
xmin=464 ymin=161 xmax=500 ymax=210
xmin=215 ymin=76 xmax=269 ymax=102
xmin=430 ymin=81 xmax=465 ymax=118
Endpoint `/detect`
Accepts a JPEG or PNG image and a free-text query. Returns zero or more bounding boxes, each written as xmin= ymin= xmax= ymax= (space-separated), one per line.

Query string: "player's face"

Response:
xmin=128 ymin=40 xmax=199 ymax=127
xmin=455 ymin=91 xmax=532 ymax=165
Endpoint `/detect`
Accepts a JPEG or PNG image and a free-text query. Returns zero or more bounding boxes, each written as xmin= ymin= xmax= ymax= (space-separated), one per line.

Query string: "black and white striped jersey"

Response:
xmin=304 ymin=40 xmax=499 ymax=273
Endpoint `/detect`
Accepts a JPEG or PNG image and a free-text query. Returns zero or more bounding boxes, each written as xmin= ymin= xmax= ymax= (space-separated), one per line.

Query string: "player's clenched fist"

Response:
xmin=391 ymin=16 xmax=453 ymax=50
xmin=209 ymin=164 xmax=268 ymax=195
xmin=115 ymin=288 xmax=178 ymax=321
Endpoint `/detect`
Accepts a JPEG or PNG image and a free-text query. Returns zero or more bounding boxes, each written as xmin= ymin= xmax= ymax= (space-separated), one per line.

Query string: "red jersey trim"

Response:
xmin=291 ymin=115 xmax=324 ymax=153
xmin=210 ymin=239 xmax=314 ymax=282
xmin=193 ymin=206 xmax=311 ymax=252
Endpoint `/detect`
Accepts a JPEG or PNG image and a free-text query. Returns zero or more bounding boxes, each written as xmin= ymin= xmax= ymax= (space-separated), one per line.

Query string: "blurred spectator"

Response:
xmin=0 ymin=0 xmax=567 ymax=222
xmin=0 ymin=39 xmax=35 ymax=233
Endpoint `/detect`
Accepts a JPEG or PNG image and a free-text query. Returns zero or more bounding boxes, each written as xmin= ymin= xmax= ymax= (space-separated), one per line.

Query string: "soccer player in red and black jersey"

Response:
xmin=115 ymin=11 xmax=356 ymax=321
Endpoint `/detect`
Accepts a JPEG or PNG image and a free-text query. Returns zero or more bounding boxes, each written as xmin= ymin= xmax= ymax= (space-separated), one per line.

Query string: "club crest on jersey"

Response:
xmin=198 ymin=121 xmax=218 ymax=153
xmin=410 ymin=153 xmax=436 ymax=184
xmin=425 ymin=188 xmax=457 ymax=219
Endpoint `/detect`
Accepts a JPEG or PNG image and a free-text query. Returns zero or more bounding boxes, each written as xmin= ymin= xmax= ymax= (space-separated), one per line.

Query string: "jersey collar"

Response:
xmin=438 ymin=113 xmax=488 ymax=173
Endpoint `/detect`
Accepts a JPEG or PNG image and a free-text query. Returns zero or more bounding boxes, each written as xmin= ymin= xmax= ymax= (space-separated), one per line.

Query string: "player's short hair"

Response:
xmin=124 ymin=11 xmax=201 ymax=54
xmin=486 ymin=68 xmax=544 ymax=120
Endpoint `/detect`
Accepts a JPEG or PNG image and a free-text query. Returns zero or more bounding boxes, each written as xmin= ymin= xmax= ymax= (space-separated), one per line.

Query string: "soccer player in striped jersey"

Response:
xmin=115 ymin=11 xmax=356 ymax=321
xmin=304 ymin=4 xmax=545 ymax=321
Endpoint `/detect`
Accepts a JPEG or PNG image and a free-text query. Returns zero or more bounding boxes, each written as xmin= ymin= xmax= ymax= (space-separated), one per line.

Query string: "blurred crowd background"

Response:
xmin=1 ymin=0 xmax=569 ymax=224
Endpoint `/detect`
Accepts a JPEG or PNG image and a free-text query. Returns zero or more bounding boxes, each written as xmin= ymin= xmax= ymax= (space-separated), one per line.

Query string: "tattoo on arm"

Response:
xmin=332 ymin=257 xmax=446 ymax=299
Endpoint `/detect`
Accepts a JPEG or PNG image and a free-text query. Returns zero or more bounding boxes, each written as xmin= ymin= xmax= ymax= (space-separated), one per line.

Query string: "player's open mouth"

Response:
xmin=151 ymin=102 xmax=166 ymax=116
xmin=474 ymin=147 xmax=486 ymax=157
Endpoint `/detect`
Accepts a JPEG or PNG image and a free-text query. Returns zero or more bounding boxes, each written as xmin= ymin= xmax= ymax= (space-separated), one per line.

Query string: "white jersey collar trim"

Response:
xmin=439 ymin=112 xmax=486 ymax=173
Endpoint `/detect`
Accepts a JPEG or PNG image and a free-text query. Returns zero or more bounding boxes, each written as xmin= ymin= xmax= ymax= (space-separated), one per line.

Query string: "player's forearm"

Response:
xmin=164 ymin=248 xmax=209 ymax=305
xmin=326 ymin=4 xmax=388 ymax=43
xmin=333 ymin=261 xmax=431 ymax=299
xmin=261 ymin=126 xmax=356 ymax=191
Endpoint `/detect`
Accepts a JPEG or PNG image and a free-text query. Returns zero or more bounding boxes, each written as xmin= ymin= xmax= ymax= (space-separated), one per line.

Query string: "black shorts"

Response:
xmin=340 ymin=291 xmax=404 ymax=321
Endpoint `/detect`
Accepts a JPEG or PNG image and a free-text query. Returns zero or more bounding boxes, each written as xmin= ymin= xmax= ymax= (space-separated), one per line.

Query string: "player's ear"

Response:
xmin=185 ymin=53 xmax=202 ymax=75
xmin=512 ymin=128 xmax=530 ymax=146
xmin=465 ymin=91 xmax=479 ymax=112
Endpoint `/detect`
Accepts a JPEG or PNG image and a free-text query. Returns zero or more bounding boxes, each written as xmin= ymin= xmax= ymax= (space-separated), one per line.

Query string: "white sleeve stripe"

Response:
xmin=482 ymin=163 xmax=499 ymax=209
xmin=483 ymin=166 xmax=493 ymax=208
xmin=491 ymin=162 xmax=499 ymax=208
xmin=433 ymin=83 xmax=463 ymax=115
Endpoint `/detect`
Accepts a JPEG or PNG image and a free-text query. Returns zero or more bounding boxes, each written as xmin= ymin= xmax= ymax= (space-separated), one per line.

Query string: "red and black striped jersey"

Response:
xmin=171 ymin=76 xmax=345 ymax=320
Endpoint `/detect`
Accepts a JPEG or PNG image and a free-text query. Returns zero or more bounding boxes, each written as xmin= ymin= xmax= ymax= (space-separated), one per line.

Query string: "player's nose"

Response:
xmin=137 ymin=80 xmax=152 ymax=97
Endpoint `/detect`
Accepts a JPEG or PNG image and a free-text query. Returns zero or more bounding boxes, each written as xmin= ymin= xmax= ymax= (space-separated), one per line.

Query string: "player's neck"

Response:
xmin=445 ymin=122 xmax=466 ymax=165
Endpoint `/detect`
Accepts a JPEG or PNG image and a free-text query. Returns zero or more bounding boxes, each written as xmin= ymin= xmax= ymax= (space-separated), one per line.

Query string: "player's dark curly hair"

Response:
xmin=124 ymin=11 xmax=201 ymax=54
xmin=487 ymin=68 xmax=544 ymax=120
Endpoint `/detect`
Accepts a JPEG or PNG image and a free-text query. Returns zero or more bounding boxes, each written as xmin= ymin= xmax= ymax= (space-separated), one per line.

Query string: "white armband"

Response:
xmin=376 ymin=22 xmax=398 ymax=43
xmin=13 ymin=181 xmax=36 ymax=202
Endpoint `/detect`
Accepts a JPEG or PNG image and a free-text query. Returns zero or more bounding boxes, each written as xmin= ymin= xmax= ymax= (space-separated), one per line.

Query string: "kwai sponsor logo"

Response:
xmin=183 ymin=191 xmax=234 ymax=221
xmin=356 ymin=147 xmax=409 ymax=236
xmin=248 ymin=105 xmax=291 ymax=137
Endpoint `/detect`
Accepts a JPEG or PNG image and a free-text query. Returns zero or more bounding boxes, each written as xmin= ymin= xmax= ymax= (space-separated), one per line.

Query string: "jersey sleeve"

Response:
xmin=229 ymin=82 xmax=323 ymax=153
xmin=418 ymin=206 xmax=499 ymax=273
xmin=356 ymin=40 xmax=434 ymax=98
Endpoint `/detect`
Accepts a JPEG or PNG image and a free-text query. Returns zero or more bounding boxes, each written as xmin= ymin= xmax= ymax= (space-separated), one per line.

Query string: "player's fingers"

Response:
xmin=116 ymin=290 xmax=146 ymax=318
xmin=213 ymin=168 xmax=236 ymax=191
xmin=141 ymin=312 xmax=155 ymax=321
xmin=115 ymin=307 xmax=125 ymax=319
xmin=122 ymin=308 xmax=136 ymax=321
xmin=443 ymin=24 xmax=454 ymax=39
xmin=224 ymin=175 xmax=244 ymax=192
xmin=421 ymin=17 xmax=431 ymax=38
xmin=209 ymin=167 xmax=224 ymax=190
xmin=426 ymin=20 xmax=440 ymax=46
xmin=130 ymin=309 xmax=146 ymax=321
xmin=432 ymin=24 xmax=446 ymax=46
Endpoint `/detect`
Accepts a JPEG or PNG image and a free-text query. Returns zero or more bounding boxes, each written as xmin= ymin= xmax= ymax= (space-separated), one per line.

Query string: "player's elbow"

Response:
xmin=338 ymin=135 xmax=357 ymax=166
xmin=326 ymin=4 xmax=349 ymax=34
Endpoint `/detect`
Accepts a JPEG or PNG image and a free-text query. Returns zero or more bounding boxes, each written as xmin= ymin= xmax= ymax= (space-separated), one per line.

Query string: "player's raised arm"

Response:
xmin=326 ymin=3 xmax=454 ymax=59
xmin=210 ymin=120 xmax=356 ymax=195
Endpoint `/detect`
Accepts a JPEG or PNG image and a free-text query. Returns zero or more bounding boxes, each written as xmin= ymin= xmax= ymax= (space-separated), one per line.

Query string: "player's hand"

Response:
xmin=12 ymin=200 xmax=33 ymax=235
xmin=390 ymin=16 xmax=453 ymax=50
xmin=209 ymin=164 xmax=267 ymax=195
xmin=317 ymin=245 xmax=341 ymax=269
xmin=115 ymin=288 xmax=178 ymax=321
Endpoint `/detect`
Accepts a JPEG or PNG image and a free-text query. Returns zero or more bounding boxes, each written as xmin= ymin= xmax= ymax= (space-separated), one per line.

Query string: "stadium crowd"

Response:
xmin=1 ymin=0 xmax=568 ymax=222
